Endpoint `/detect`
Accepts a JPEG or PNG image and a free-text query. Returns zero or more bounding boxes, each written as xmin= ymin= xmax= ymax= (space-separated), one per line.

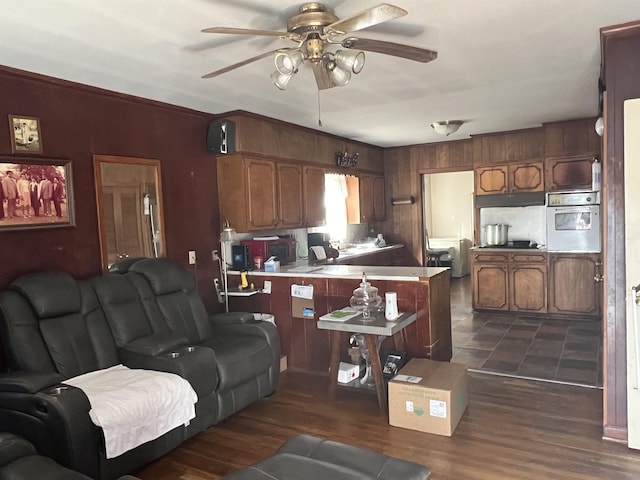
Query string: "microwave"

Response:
xmin=241 ymin=238 xmax=297 ymax=265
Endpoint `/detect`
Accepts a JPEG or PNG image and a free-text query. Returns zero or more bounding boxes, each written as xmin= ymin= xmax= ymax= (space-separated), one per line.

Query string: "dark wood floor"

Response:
xmin=135 ymin=370 xmax=640 ymax=480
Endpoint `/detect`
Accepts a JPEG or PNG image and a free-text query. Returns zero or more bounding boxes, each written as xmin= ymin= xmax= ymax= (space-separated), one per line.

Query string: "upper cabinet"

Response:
xmin=475 ymin=161 xmax=544 ymax=195
xmin=217 ymin=154 xmax=328 ymax=232
xmin=347 ymin=174 xmax=385 ymax=223
xmin=545 ymin=155 xmax=594 ymax=191
xmin=277 ymin=163 xmax=303 ymax=228
xmin=302 ymin=165 xmax=326 ymax=228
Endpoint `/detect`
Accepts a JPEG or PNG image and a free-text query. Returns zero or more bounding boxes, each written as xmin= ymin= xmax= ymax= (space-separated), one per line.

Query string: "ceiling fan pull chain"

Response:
xmin=317 ymin=90 xmax=323 ymax=127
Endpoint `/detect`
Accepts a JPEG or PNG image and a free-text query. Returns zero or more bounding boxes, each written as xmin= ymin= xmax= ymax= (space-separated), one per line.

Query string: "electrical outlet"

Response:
xmin=188 ymin=250 xmax=196 ymax=265
xmin=212 ymin=250 xmax=219 ymax=261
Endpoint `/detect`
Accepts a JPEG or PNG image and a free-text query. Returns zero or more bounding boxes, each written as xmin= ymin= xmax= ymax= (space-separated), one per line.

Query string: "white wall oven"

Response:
xmin=546 ymin=191 xmax=601 ymax=252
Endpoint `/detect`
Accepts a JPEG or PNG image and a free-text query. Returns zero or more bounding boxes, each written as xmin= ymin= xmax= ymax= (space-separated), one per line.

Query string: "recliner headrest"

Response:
xmin=11 ymin=272 xmax=81 ymax=318
xmin=129 ymin=258 xmax=196 ymax=295
xmin=0 ymin=433 xmax=37 ymax=468
xmin=107 ymin=257 xmax=147 ymax=274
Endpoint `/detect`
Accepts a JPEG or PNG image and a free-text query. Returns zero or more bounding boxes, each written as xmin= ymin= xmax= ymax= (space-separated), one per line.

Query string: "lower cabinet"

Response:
xmin=472 ymin=250 xmax=601 ymax=318
xmin=472 ymin=251 xmax=547 ymax=313
xmin=548 ymin=253 xmax=602 ymax=317
xmin=472 ymin=262 xmax=509 ymax=310
xmin=509 ymin=262 xmax=547 ymax=313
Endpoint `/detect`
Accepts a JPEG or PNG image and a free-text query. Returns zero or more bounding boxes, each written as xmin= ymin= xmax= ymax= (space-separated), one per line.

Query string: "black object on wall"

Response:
xmin=231 ymin=244 xmax=250 ymax=270
xmin=207 ymin=119 xmax=236 ymax=154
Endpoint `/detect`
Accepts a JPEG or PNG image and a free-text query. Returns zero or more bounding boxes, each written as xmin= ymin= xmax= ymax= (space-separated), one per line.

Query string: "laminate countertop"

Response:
xmin=471 ymin=246 xmax=548 ymax=252
xmin=228 ymin=263 xmax=449 ymax=282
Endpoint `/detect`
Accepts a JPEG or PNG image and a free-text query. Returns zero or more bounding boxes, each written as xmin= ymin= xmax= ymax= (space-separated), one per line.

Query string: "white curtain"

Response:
xmin=324 ymin=173 xmax=348 ymax=242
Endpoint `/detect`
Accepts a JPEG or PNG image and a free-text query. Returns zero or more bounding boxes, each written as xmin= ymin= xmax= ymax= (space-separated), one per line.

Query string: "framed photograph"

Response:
xmin=8 ymin=115 xmax=43 ymax=154
xmin=0 ymin=157 xmax=74 ymax=231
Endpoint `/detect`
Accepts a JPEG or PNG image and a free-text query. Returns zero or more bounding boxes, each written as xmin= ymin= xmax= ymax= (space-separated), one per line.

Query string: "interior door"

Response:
xmin=103 ymin=185 xmax=150 ymax=265
xmin=625 ymin=98 xmax=640 ymax=449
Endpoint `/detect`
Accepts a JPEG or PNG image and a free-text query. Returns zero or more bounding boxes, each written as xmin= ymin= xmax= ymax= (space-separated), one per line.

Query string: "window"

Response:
xmin=324 ymin=173 xmax=348 ymax=242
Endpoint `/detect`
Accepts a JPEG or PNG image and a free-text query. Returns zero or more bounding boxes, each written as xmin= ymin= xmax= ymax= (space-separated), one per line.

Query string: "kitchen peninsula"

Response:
xmin=226 ymin=265 xmax=451 ymax=375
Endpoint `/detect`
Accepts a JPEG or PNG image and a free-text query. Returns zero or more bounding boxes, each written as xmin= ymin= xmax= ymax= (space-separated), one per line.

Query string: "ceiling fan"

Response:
xmin=201 ymin=2 xmax=437 ymax=91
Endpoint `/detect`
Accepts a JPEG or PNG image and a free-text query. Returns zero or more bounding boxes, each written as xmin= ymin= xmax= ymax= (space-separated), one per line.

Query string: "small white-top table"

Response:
xmin=317 ymin=311 xmax=416 ymax=414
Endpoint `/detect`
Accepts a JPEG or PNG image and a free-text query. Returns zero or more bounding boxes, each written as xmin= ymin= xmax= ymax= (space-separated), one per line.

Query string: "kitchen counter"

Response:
xmin=331 ymin=243 xmax=403 ymax=260
xmin=471 ymin=246 xmax=547 ymax=252
xmin=226 ymin=264 xmax=452 ymax=374
xmin=229 ymin=262 xmax=447 ymax=282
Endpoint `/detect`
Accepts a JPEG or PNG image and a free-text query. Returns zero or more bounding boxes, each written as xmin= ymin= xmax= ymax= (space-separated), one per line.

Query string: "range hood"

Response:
xmin=474 ymin=192 xmax=546 ymax=208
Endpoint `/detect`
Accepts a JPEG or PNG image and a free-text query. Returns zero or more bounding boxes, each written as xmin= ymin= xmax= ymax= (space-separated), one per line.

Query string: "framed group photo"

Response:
xmin=8 ymin=115 xmax=43 ymax=154
xmin=0 ymin=158 xmax=75 ymax=231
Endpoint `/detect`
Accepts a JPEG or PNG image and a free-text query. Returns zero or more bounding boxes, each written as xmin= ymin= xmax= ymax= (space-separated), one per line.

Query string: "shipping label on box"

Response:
xmin=389 ymin=358 xmax=468 ymax=437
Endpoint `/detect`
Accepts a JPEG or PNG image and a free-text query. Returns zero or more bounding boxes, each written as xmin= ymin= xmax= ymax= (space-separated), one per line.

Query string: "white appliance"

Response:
xmin=546 ymin=191 xmax=601 ymax=252
xmin=625 ymin=98 xmax=640 ymax=449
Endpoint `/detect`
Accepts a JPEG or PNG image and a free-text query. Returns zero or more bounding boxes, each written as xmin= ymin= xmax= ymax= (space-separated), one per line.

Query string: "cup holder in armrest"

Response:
xmin=47 ymin=385 xmax=70 ymax=396
xmin=167 ymin=352 xmax=181 ymax=358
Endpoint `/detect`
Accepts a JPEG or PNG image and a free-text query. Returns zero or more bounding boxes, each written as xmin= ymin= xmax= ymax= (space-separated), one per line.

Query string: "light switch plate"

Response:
xmin=188 ymin=251 xmax=196 ymax=264
xmin=262 ymin=280 xmax=272 ymax=294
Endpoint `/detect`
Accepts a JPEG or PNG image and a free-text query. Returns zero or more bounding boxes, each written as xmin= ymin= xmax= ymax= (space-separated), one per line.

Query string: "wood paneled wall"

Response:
xmin=218 ymin=111 xmax=384 ymax=173
xmin=382 ymin=120 xmax=601 ymax=266
xmin=600 ymin=21 xmax=640 ymax=443
xmin=0 ymin=67 xmax=222 ymax=310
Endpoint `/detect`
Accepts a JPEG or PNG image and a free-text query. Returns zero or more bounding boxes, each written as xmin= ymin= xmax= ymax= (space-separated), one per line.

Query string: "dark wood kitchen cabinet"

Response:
xmin=475 ymin=161 xmax=544 ymax=195
xmin=548 ymin=253 xmax=602 ymax=317
xmin=472 ymin=251 xmax=547 ymax=313
xmin=302 ymin=165 xmax=326 ymax=227
xmin=246 ymin=157 xmax=279 ymax=230
xmin=472 ymin=252 xmax=509 ymax=310
xmin=360 ymin=174 xmax=386 ymax=222
xmin=545 ymin=155 xmax=594 ymax=191
xmin=509 ymin=252 xmax=547 ymax=313
xmin=277 ymin=163 xmax=304 ymax=228
xmin=218 ymin=154 xmax=327 ymax=232
xmin=347 ymin=174 xmax=386 ymax=224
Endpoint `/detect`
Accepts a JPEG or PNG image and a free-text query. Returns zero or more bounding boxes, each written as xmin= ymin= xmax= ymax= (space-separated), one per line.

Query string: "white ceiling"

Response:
xmin=1 ymin=0 xmax=639 ymax=147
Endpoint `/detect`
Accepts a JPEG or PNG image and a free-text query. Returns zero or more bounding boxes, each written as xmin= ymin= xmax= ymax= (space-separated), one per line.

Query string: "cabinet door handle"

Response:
xmin=594 ymin=274 xmax=604 ymax=282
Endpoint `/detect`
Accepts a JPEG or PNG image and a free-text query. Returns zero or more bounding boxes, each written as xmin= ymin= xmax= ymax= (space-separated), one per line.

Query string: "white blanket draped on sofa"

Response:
xmin=65 ymin=364 xmax=197 ymax=459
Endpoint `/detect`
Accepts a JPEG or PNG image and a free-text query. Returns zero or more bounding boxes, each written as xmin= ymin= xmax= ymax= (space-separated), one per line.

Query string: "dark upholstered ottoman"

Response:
xmin=221 ymin=434 xmax=430 ymax=480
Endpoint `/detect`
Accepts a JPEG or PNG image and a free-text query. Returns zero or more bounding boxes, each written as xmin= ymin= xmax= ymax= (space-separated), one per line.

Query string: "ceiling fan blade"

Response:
xmin=311 ymin=61 xmax=335 ymax=91
xmin=202 ymin=48 xmax=295 ymax=79
xmin=324 ymin=3 xmax=407 ymax=35
xmin=201 ymin=26 xmax=302 ymax=41
xmin=342 ymin=37 xmax=437 ymax=63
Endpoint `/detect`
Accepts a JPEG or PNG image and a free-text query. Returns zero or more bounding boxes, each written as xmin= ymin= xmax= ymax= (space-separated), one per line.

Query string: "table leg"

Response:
xmin=328 ymin=330 xmax=343 ymax=400
xmin=364 ymin=334 xmax=387 ymax=415
xmin=392 ymin=329 xmax=406 ymax=352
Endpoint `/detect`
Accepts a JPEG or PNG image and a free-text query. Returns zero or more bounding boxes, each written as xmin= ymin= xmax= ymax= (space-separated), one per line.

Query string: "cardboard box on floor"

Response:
xmin=388 ymin=358 xmax=468 ymax=437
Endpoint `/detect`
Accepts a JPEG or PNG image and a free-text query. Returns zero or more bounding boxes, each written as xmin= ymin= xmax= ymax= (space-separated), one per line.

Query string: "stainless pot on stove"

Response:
xmin=484 ymin=224 xmax=510 ymax=246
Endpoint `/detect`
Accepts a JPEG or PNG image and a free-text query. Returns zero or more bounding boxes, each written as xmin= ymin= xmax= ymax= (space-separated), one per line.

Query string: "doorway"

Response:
xmin=422 ymin=171 xmax=474 ymax=277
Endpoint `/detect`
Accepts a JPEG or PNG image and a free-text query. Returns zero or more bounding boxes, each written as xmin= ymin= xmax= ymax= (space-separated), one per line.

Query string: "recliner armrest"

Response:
xmin=208 ymin=312 xmax=256 ymax=324
xmin=120 ymin=346 xmax=218 ymax=399
xmin=0 ymin=433 xmax=36 ymax=468
xmin=0 ymin=372 xmax=64 ymax=394
xmin=122 ymin=333 xmax=189 ymax=356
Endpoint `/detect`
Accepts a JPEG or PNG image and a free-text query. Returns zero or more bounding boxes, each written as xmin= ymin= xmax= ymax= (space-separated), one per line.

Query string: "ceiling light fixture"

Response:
xmin=430 ymin=120 xmax=464 ymax=136
xmin=271 ymin=47 xmax=365 ymax=91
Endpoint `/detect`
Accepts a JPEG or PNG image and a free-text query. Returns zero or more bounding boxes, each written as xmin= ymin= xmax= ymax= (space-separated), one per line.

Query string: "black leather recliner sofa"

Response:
xmin=0 ymin=258 xmax=280 ymax=480
xmin=0 ymin=433 xmax=140 ymax=480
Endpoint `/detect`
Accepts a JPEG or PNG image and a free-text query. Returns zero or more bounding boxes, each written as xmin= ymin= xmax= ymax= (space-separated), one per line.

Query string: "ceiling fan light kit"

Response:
xmin=201 ymin=2 xmax=437 ymax=92
xmin=270 ymin=70 xmax=294 ymax=90
xmin=430 ymin=120 xmax=463 ymax=136
xmin=275 ymin=51 xmax=304 ymax=75
xmin=334 ymin=49 xmax=365 ymax=74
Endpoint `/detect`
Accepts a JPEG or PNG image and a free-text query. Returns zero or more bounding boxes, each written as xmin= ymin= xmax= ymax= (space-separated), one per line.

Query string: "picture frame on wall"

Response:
xmin=8 ymin=115 xmax=43 ymax=154
xmin=0 ymin=157 xmax=75 ymax=231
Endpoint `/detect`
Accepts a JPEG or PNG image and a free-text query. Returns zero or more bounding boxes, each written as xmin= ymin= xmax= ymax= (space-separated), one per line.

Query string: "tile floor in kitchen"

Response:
xmin=449 ymin=276 xmax=603 ymax=388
